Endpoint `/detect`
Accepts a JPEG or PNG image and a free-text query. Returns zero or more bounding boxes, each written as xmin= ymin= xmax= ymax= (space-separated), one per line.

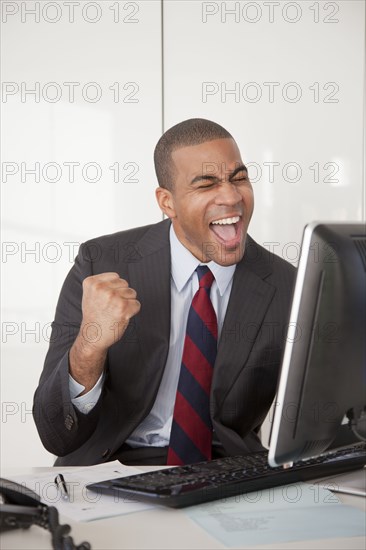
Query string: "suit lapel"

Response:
xmin=213 ymin=238 xmax=276 ymax=407
xmin=126 ymin=220 xmax=171 ymax=398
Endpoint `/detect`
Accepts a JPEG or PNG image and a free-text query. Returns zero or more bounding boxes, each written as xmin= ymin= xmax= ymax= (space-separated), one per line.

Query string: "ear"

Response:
xmin=155 ymin=187 xmax=177 ymax=218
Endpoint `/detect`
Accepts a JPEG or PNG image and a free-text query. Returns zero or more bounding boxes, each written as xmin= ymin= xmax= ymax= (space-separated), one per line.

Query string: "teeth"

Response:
xmin=211 ymin=216 xmax=240 ymax=225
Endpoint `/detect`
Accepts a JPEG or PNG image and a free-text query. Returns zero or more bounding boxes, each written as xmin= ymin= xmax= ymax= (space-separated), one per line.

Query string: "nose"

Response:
xmin=214 ymin=182 xmax=242 ymax=206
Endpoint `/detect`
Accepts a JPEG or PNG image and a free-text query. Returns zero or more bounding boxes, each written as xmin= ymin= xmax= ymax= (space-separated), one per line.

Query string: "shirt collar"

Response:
xmin=170 ymin=224 xmax=236 ymax=296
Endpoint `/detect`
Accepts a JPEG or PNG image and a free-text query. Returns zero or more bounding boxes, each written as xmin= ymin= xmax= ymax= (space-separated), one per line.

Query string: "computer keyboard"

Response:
xmin=87 ymin=443 xmax=366 ymax=508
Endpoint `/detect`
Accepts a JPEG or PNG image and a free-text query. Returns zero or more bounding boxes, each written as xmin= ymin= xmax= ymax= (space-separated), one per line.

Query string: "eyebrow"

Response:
xmin=230 ymin=164 xmax=248 ymax=179
xmin=190 ymin=164 xmax=248 ymax=185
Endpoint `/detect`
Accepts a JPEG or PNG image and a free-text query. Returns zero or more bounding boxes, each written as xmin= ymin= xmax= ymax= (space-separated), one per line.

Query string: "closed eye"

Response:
xmin=230 ymin=174 xmax=249 ymax=184
xmin=229 ymin=164 xmax=249 ymax=183
xmin=197 ymin=182 xmax=216 ymax=189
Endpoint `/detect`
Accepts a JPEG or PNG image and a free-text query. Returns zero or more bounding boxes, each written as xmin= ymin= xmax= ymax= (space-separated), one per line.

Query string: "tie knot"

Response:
xmin=196 ymin=265 xmax=215 ymax=289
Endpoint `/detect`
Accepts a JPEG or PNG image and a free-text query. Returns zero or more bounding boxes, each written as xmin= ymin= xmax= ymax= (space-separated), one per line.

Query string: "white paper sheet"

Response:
xmin=8 ymin=460 xmax=153 ymax=522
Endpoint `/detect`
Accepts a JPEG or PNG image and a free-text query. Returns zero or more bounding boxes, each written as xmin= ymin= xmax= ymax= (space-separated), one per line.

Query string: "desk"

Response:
xmin=1 ymin=466 xmax=365 ymax=550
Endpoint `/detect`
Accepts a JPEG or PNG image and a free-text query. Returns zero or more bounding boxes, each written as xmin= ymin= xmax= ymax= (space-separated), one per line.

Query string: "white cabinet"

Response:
xmin=1 ymin=0 xmax=364 ymax=466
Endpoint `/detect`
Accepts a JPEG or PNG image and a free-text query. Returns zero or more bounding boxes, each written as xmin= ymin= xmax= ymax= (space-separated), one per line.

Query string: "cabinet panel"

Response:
xmin=1 ymin=0 xmax=163 ymax=466
xmin=163 ymin=0 xmax=365 ymax=258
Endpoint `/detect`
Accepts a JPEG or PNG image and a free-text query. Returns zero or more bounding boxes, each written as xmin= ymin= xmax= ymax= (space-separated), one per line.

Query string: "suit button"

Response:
xmin=64 ymin=414 xmax=74 ymax=431
xmin=102 ymin=449 xmax=111 ymax=458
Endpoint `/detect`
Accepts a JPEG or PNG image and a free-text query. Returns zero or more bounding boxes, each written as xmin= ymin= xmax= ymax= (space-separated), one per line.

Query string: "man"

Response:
xmin=33 ymin=118 xmax=295 ymax=466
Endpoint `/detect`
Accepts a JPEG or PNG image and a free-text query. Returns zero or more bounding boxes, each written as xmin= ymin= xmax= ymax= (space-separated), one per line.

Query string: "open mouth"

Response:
xmin=209 ymin=215 xmax=242 ymax=248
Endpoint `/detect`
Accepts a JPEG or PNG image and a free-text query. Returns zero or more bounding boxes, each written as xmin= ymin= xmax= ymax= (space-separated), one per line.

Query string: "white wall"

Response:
xmin=163 ymin=0 xmax=365 ymax=252
xmin=1 ymin=0 xmax=365 ymax=467
xmin=1 ymin=0 xmax=163 ymax=467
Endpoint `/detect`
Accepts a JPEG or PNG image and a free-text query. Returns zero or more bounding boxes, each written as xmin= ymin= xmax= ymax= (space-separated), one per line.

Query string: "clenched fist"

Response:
xmin=69 ymin=272 xmax=141 ymax=393
xmin=80 ymin=272 xmax=141 ymax=351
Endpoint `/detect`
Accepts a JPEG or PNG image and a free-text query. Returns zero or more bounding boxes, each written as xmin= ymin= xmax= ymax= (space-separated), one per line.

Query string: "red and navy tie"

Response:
xmin=167 ymin=266 xmax=218 ymax=465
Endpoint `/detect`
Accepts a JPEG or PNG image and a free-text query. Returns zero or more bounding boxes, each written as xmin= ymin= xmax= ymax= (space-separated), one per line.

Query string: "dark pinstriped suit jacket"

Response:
xmin=33 ymin=219 xmax=296 ymax=466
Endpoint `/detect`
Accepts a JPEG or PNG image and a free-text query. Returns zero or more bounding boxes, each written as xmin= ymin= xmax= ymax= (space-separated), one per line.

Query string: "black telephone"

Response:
xmin=0 ymin=478 xmax=91 ymax=549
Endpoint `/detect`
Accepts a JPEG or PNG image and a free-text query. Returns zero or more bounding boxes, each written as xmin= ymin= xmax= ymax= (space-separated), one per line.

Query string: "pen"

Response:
xmin=54 ymin=473 xmax=69 ymax=501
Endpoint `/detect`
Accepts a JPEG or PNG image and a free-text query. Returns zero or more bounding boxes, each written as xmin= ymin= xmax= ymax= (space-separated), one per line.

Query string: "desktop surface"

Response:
xmin=1 ymin=465 xmax=365 ymax=550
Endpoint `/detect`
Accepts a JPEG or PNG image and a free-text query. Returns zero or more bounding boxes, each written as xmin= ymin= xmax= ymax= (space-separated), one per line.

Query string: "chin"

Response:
xmin=213 ymin=245 xmax=245 ymax=266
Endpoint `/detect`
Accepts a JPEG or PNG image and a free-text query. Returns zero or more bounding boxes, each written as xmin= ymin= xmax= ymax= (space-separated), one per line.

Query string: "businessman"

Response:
xmin=33 ymin=118 xmax=296 ymax=466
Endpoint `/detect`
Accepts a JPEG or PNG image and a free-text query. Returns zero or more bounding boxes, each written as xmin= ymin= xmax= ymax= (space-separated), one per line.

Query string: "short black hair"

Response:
xmin=154 ymin=118 xmax=233 ymax=191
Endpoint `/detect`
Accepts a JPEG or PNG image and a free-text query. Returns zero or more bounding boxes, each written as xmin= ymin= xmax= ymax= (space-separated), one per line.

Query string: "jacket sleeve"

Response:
xmin=33 ymin=242 xmax=103 ymax=457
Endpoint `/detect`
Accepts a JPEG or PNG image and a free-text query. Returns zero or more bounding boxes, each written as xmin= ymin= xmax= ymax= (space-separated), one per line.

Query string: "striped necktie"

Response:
xmin=167 ymin=265 xmax=218 ymax=465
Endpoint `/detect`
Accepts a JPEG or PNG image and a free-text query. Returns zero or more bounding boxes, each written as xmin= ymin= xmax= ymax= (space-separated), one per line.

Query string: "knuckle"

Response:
xmin=115 ymin=300 xmax=127 ymax=316
xmin=82 ymin=276 xmax=92 ymax=288
xmin=127 ymin=288 xmax=137 ymax=298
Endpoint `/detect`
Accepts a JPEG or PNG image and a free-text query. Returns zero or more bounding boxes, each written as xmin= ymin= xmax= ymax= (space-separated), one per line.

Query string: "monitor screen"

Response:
xmin=268 ymin=222 xmax=366 ymax=467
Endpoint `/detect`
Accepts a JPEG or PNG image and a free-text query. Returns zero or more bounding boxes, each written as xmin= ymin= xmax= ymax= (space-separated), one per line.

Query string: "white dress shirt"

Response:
xmin=69 ymin=225 xmax=236 ymax=447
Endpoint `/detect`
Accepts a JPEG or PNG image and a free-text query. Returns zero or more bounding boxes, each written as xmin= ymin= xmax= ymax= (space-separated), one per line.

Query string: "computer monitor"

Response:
xmin=268 ymin=222 xmax=366 ymax=467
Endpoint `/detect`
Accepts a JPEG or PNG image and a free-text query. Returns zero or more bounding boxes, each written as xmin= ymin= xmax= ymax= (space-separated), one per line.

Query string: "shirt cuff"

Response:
xmin=69 ymin=372 xmax=104 ymax=414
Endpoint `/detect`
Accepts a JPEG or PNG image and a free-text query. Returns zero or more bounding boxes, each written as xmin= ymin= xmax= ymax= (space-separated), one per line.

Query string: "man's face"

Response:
xmin=156 ymin=138 xmax=254 ymax=266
